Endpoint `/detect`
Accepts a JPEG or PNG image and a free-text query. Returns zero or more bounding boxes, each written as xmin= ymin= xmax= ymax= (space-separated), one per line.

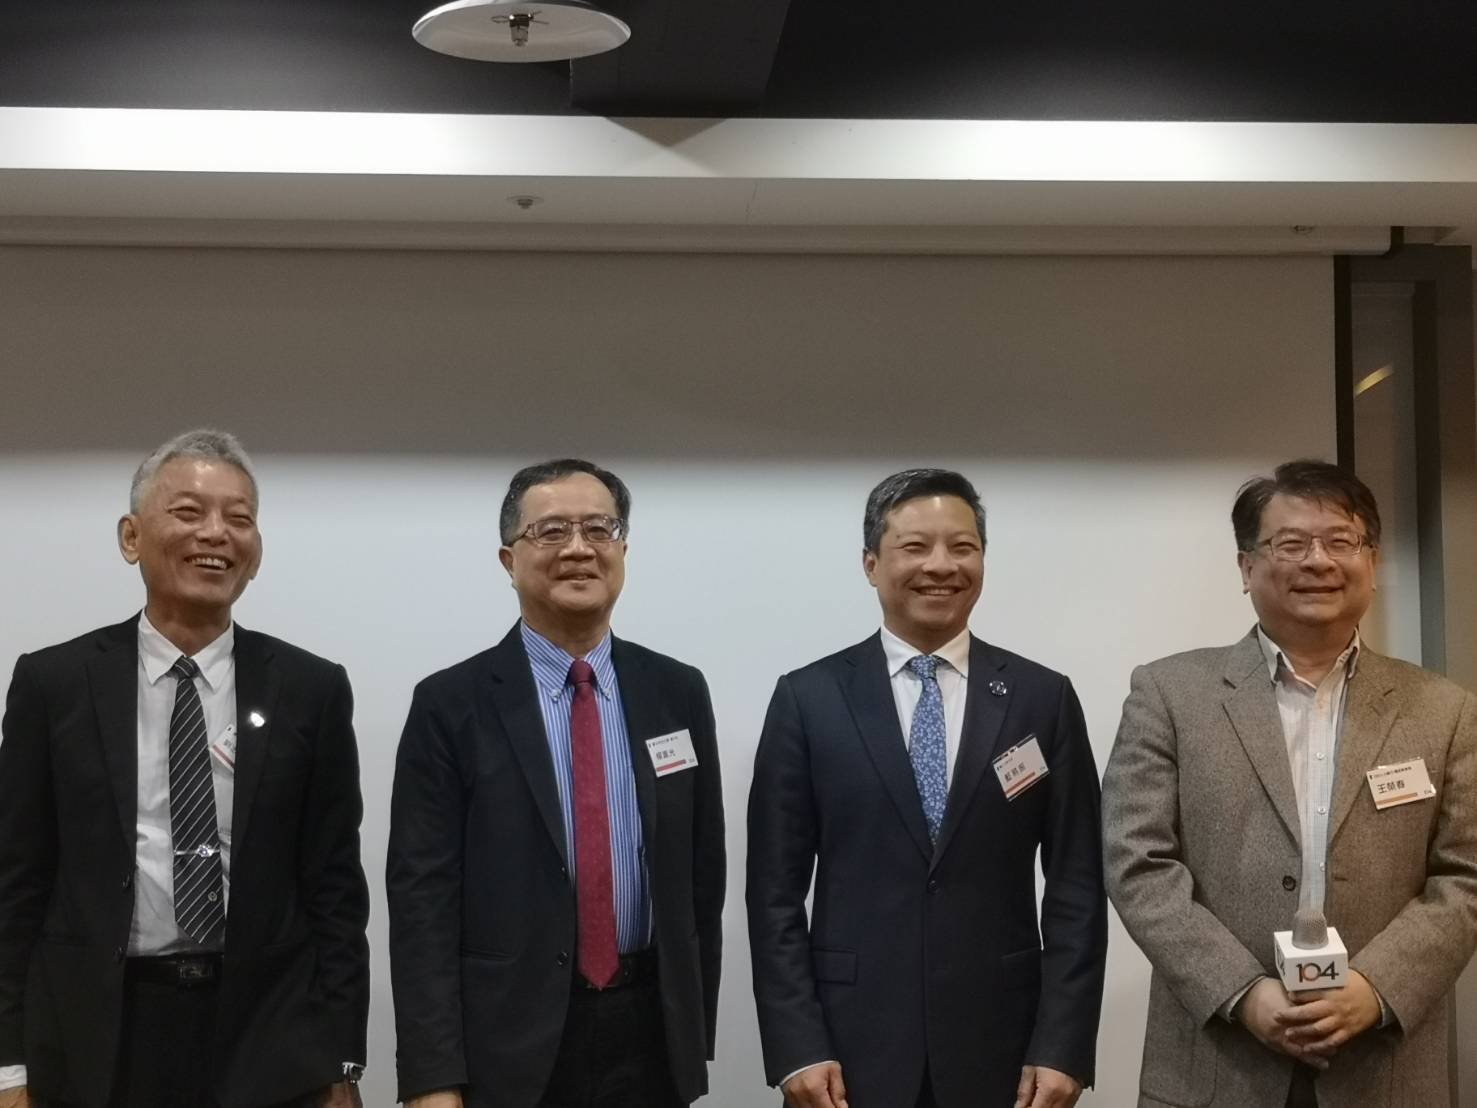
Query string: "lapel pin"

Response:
xmin=988 ymin=680 xmax=1008 ymax=697
xmin=247 ymin=710 xmax=266 ymax=728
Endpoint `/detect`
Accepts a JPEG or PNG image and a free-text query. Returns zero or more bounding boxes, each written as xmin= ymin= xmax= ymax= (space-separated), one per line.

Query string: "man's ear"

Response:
xmin=118 ymin=515 xmax=141 ymax=565
xmin=1237 ymin=550 xmax=1253 ymax=594
xmin=862 ymin=548 xmax=879 ymax=588
xmin=498 ymin=545 xmax=515 ymax=576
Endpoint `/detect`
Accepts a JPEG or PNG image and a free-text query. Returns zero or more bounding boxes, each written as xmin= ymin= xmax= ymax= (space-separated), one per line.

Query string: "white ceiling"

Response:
xmin=2 ymin=109 xmax=1476 ymax=254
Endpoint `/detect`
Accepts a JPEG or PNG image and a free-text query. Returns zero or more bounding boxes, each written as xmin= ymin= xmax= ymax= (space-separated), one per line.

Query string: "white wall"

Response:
xmin=0 ymin=246 xmax=1334 ymax=1106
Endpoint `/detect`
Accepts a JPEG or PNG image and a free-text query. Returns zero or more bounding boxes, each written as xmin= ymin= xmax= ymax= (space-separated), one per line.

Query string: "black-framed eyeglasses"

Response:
xmin=1247 ymin=530 xmax=1372 ymax=563
xmin=512 ymin=515 xmax=627 ymax=547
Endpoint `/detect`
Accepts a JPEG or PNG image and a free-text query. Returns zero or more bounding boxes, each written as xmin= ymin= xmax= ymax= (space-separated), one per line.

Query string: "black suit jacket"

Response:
xmin=746 ymin=633 xmax=1106 ymax=1107
xmin=0 ymin=616 xmax=370 ymax=1108
xmin=386 ymin=623 xmax=726 ymax=1107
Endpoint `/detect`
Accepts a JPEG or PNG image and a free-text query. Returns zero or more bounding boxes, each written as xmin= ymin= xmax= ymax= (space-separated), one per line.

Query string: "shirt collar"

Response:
xmin=520 ymin=620 xmax=617 ymax=698
xmin=880 ymin=624 xmax=972 ymax=680
xmin=1256 ymin=624 xmax=1361 ymax=685
xmin=137 ymin=611 xmax=235 ymax=692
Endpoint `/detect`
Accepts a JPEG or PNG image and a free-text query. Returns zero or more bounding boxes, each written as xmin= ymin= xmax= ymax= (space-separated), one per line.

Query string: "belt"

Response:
xmin=126 ymin=953 xmax=223 ymax=988
xmin=576 ymin=948 xmax=658 ymax=991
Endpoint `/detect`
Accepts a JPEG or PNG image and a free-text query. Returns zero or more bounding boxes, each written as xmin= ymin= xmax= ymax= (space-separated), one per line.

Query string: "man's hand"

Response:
xmin=1233 ymin=977 xmax=1328 ymax=1069
xmin=0 ymin=1086 xmax=29 ymax=1108
xmin=405 ymin=1092 xmax=464 ymax=1108
xmin=1276 ymin=968 xmax=1382 ymax=1058
xmin=782 ymin=1061 xmax=848 ymax=1108
xmin=1015 ymin=1064 xmax=1082 ymax=1108
xmin=318 ymin=1080 xmax=363 ymax=1107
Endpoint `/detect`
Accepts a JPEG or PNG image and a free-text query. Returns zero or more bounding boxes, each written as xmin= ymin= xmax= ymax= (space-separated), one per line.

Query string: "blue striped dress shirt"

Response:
xmin=521 ymin=622 xmax=652 ymax=953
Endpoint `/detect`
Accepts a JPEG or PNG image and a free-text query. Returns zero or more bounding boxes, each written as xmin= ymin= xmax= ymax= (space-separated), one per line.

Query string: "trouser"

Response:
xmin=44 ymin=955 xmax=319 ymax=1108
xmin=1286 ymin=1063 xmax=1320 ymax=1108
xmin=536 ymin=951 xmax=684 ymax=1108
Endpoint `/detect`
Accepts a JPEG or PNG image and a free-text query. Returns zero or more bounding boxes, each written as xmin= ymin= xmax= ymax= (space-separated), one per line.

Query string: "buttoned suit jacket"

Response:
xmin=1102 ymin=628 xmax=1477 ymax=1108
xmin=746 ymin=632 xmax=1107 ymax=1108
xmin=0 ymin=616 xmax=371 ymax=1108
xmin=385 ymin=623 xmax=726 ymax=1107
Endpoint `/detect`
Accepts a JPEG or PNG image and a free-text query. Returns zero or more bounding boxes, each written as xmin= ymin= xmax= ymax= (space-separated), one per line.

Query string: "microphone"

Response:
xmin=1274 ymin=905 xmax=1348 ymax=992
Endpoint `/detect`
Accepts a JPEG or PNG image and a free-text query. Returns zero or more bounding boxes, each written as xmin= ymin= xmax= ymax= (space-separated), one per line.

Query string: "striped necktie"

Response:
xmin=908 ymin=654 xmax=949 ymax=843
xmin=168 ymin=656 xmax=227 ymax=947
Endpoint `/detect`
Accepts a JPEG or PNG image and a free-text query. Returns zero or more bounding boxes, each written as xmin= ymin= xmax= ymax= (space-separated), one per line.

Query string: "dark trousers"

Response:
xmin=916 ymin=1067 xmax=940 ymax=1108
xmin=1286 ymin=1064 xmax=1319 ymax=1108
xmin=42 ymin=959 xmax=317 ymax=1108
xmin=535 ymin=974 xmax=683 ymax=1108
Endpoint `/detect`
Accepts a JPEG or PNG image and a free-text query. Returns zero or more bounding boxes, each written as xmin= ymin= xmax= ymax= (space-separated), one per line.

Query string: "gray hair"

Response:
xmin=130 ymin=428 xmax=258 ymax=513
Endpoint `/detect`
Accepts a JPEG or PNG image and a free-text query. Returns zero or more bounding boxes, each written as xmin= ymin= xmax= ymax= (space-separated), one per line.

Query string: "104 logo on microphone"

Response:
xmin=1274 ymin=928 xmax=1349 ymax=993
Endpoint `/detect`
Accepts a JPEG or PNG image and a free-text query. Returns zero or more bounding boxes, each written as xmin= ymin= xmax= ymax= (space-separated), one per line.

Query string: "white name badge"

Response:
xmin=1366 ymin=757 xmax=1436 ymax=810
xmin=646 ymin=729 xmax=698 ymax=777
xmin=993 ymin=735 xmax=1049 ymax=800
xmin=211 ymin=724 xmax=238 ymax=771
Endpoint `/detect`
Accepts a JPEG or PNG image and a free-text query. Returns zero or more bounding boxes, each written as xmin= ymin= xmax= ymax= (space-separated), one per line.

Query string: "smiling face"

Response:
xmin=1238 ymin=493 xmax=1377 ymax=647
xmin=498 ymin=472 xmax=627 ymax=636
xmin=119 ymin=457 xmax=262 ymax=626
xmin=863 ymin=494 xmax=984 ymax=653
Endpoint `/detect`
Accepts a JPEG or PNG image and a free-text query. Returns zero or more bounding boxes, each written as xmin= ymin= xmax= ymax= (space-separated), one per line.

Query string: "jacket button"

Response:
xmin=556 ymin=951 xmax=569 ymax=966
xmin=122 ymin=871 xmax=133 ymax=889
xmin=113 ymin=946 xmax=125 ymax=963
xmin=560 ymin=866 xmax=569 ymax=879
xmin=1282 ymin=876 xmax=1297 ymax=892
xmin=926 ymin=879 xmax=940 ymax=894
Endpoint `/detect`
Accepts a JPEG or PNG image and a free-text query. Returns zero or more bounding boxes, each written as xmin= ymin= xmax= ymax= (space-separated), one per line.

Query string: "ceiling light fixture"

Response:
xmin=413 ymin=0 xmax=630 ymax=63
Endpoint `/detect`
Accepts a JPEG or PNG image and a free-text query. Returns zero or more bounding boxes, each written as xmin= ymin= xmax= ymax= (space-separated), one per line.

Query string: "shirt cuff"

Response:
xmin=1219 ymin=977 xmax=1264 ymax=1022
xmin=780 ymin=1061 xmax=839 ymax=1088
xmin=0 ymin=1065 xmax=27 ymax=1091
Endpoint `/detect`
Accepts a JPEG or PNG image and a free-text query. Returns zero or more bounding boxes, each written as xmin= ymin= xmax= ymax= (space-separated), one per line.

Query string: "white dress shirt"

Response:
xmin=0 ymin=617 xmax=239 ymax=1092
xmin=131 ymin=613 xmax=237 ymax=955
xmin=780 ymin=624 xmax=972 ymax=1088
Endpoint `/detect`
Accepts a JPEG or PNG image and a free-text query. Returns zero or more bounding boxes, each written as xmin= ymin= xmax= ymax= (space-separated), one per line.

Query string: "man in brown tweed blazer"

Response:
xmin=1103 ymin=460 xmax=1477 ymax=1108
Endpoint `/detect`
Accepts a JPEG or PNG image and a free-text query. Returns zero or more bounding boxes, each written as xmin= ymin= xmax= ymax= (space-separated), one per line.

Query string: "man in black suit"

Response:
xmin=747 ymin=468 xmax=1107 ymax=1108
xmin=0 ymin=429 xmax=370 ymax=1108
xmin=386 ymin=459 xmax=725 ymax=1108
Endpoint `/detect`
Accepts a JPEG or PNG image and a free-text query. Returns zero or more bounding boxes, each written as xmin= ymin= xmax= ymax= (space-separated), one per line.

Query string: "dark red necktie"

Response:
xmin=569 ymin=658 xmax=620 ymax=988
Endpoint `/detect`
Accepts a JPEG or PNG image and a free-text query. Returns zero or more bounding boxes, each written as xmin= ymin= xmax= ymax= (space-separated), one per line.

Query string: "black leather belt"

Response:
xmin=126 ymin=953 xmax=223 ymax=987
xmin=576 ymin=948 xmax=658 ymax=991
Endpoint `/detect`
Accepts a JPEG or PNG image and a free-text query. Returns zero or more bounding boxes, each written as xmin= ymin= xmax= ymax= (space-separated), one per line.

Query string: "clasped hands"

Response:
xmin=781 ymin=1060 xmax=1081 ymax=1108
xmin=1235 ymin=969 xmax=1382 ymax=1068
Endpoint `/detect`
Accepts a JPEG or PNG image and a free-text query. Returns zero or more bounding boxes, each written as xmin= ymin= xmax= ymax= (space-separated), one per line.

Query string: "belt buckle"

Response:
xmin=177 ymin=958 xmax=214 ymax=984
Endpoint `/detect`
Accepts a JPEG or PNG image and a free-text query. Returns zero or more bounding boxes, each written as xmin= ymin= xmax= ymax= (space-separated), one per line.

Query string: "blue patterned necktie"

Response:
xmin=908 ymin=654 xmax=948 ymax=843
xmin=168 ymin=656 xmax=227 ymax=946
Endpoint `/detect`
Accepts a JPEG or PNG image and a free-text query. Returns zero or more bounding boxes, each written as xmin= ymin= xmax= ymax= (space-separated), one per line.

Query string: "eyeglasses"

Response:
xmin=1249 ymin=530 xmax=1372 ymax=563
xmin=512 ymin=515 xmax=627 ymax=547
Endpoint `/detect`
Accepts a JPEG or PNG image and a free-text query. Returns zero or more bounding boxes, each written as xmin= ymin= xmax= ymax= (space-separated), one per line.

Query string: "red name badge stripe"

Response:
xmin=1003 ymin=769 xmax=1039 ymax=799
xmin=655 ymin=757 xmax=690 ymax=776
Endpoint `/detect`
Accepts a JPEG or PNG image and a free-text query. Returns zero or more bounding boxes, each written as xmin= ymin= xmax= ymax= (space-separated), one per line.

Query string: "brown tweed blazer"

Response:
xmin=1103 ymin=628 xmax=1477 ymax=1108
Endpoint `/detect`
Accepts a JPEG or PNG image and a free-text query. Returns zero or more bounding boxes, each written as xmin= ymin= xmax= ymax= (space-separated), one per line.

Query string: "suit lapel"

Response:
xmin=1328 ymin=651 xmax=1399 ymax=846
xmin=230 ymin=625 xmax=281 ymax=858
xmin=842 ymin=635 xmax=933 ymax=862
xmin=1221 ymin=630 xmax=1301 ymax=848
xmin=485 ymin=625 xmax=570 ymax=872
xmin=86 ymin=618 xmax=141 ymax=852
xmin=611 ymin=637 xmax=660 ymax=855
xmin=931 ymin=636 xmax=1010 ymax=870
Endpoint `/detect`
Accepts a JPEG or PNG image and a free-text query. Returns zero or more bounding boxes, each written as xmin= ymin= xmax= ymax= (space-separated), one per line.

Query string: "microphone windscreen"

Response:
xmin=1292 ymin=908 xmax=1329 ymax=949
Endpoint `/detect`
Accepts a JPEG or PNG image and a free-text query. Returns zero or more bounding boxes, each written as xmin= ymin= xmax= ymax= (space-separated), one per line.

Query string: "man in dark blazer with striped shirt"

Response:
xmin=387 ymin=459 xmax=725 ymax=1108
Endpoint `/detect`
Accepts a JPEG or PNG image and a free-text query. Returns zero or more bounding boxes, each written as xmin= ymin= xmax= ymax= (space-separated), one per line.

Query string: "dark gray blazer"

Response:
xmin=0 ymin=616 xmax=370 ymax=1108
xmin=386 ymin=623 xmax=725 ymax=1108
xmin=747 ymin=632 xmax=1107 ymax=1108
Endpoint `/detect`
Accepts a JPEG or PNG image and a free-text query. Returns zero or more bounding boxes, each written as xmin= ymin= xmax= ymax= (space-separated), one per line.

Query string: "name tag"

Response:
xmin=210 ymin=724 xmax=238 ymax=771
xmin=1366 ymin=757 xmax=1435 ymax=810
xmin=992 ymin=735 xmax=1048 ymax=800
xmin=645 ymin=729 xmax=698 ymax=777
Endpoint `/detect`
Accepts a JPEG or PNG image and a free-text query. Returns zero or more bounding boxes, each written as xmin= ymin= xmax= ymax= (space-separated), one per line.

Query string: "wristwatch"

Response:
xmin=340 ymin=1063 xmax=365 ymax=1085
